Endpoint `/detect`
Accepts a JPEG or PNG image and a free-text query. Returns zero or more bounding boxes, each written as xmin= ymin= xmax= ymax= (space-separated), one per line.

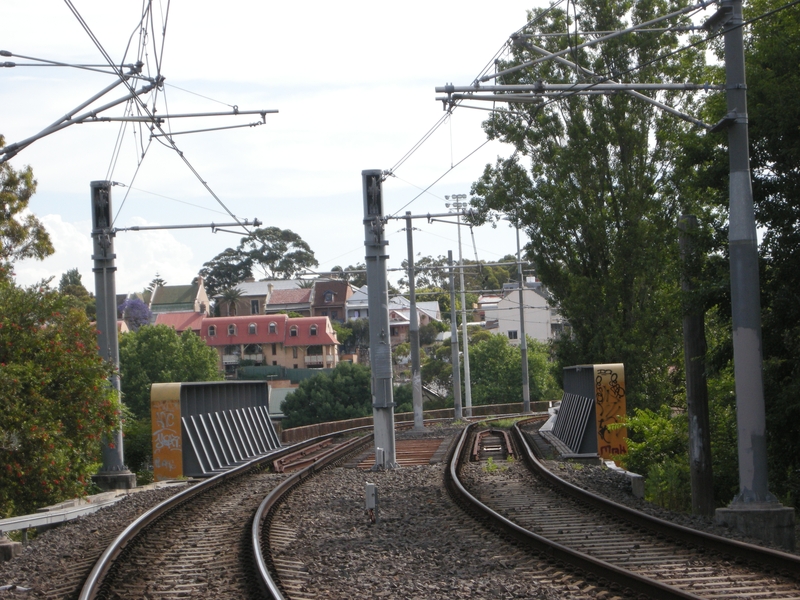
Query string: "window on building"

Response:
xmin=228 ymin=324 xmax=237 ymax=336
xmin=250 ymin=299 xmax=259 ymax=315
xmin=390 ymin=327 xmax=398 ymax=337
xmin=508 ymin=330 xmax=518 ymax=340
xmin=269 ymin=321 xmax=277 ymax=334
xmin=293 ymin=364 xmax=298 ymax=369
xmin=310 ymin=325 xmax=317 ymax=336
xmin=271 ymin=343 xmax=277 ymax=355
xmin=208 ymin=325 xmax=216 ymax=336
xmin=272 ymin=361 xmax=277 ymax=366
xmin=292 ymin=347 xmax=298 ymax=359
xmin=321 ymin=310 xmax=328 ymax=316
xmin=324 ymin=290 xmax=334 ymax=304
xmin=290 ymin=326 xmax=298 ymax=337
xmin=353 ymin=310 xmax=360 ymax=318
xmin=248 ymin=323 xmax=257 ymax=335
xmin=331 ymin=310 xmax=338 ymax=320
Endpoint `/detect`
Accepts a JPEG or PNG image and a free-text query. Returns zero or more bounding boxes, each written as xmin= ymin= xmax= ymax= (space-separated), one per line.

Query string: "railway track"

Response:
xmin=258 ymin=425 xmax=631 ymax=599
xmin=454 ymin=418 xmax=800 ymax=599
xmin=77 ymin=431 xmax=372 ymax=600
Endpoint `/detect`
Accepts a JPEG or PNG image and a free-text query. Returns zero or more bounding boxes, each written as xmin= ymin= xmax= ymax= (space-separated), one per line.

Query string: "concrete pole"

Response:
xmin=456 ymin=211 xmax=473 ymax=417
xmin=516 ymin=224 xmax=531 ymax=414
xmin=722 ymin=0 xmax=771 ymax=505
xmin=448 ymin=251 xmax=463 ymax=420
xmin=679 ymin=215 xmax=715 ymax=517
xmin=362 ymin=170 xmax=398 ymax=469
xmin=405 ymin=212 xmax=424 ymax=431
xmin=714 ymin=0 xmax=795 ymax=550
xmin=90 ymin=181 xmax=136 ymax=491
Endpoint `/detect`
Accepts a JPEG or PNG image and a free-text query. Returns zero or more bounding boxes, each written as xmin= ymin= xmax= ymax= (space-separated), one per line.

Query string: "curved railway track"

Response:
xmin=453 ymin=418 xmax=800 ymax=600
xmin=77 ymin=431 xmax=373 ymax=600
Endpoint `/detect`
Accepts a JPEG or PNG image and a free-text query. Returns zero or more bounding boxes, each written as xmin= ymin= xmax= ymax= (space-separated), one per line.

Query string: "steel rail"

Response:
xmin=77 ymin=428 xmax=371 ymax=600
xmin=252 ymin=434 xmax=375 ymax=600
xmin=512 ymin=421 xmax=800 ymax=578
xmin=447 ymin=420 xmax=702 ymax=600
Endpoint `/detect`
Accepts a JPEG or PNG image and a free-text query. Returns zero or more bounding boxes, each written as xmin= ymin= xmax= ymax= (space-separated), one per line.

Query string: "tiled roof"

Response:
xmin=268 ymin=288 xmax=312 ymax=305
xmin=197 ymin=314 xmax=336 ymax=347
xmin=155 ymin=311 xmax=206 ymax=332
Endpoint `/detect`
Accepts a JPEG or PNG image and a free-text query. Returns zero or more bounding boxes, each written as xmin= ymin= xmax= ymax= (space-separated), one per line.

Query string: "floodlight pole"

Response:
xmin=449 ymin=250 xmax=463 ymax=420
xmin=362 ymin=170 xmax=398 ymax=469
xmin=447 ymin=195 xmax=472 ymax=417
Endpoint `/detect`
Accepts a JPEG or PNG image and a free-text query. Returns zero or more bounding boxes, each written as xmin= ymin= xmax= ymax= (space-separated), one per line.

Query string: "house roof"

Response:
xmin=268 ymin=288 xmax=312 ymax=306
xmin=312 ymin=280 xmax=352 ymax=307
xmin=220 ymin=279 xmax=302 ymax=298
xmin=152 ymin=284 xmax=198 ymax=306
xmin=198 ymin=314 xmax=337 ymax=347
xmin=155 ymin=311 xmax=206 ymax=332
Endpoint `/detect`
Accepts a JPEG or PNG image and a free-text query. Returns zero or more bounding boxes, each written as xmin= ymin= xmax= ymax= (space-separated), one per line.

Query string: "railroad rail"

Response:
xmin=450 ymin=418 xmax=800 ymax=599
xmin=77 ymin=429 xmax=373 ymax=600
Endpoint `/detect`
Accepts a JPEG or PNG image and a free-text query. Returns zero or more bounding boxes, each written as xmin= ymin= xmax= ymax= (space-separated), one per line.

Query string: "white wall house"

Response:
xmin=483 ymin=280 xmax=563 ymax=344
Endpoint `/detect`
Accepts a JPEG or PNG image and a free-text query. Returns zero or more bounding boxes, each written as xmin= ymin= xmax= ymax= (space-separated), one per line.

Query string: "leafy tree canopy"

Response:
xmin=0 ymin=280 xmax=119 ymax=516
xmin=281 ymin=361 xmax=372 ymax=429
xmin=0 ymin=136 xmax=54 ymax=266
xmin=240 ymin=226 xmax=318 ymax=280
xmin=58 ymin=268 xmax=95 ymax=321
xmin=331 ymin=263 xmax=367 ymax=288
xmin=469 ymin=0 xmax=705 ymax=409
xmin=119 ymin=324 xmax=221 ymax=420
xmin=118 ymin=297 xmax=152 ymax=331
xmin=199 ymin=248 xmax=253 ymax=300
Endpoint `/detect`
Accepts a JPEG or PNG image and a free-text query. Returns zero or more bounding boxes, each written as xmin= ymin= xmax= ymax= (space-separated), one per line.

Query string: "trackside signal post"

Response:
xmin=90 ymin=181 xmax=136 ymax=490
xmin=362 ymin=170 xmax=398 ymax=469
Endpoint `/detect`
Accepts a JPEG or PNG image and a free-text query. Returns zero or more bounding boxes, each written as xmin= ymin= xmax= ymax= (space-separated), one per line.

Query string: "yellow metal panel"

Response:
xmin=151 ymin=383 xmax=183 ymax=481
xmin=593 ymin=363 xmax=627 ymax=459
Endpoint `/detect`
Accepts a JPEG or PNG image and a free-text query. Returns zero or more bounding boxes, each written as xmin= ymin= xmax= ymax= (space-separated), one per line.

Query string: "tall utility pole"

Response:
xmin=711 ymin=0 xmax=795 ymax=545
xmin=362 ymin=170 xmax=398 ymax=469
xmin=448 ymin=250 xmax=463 ymax=420
xmin=90 ymin=181 xmax=136 ymax=491
xmin=405 ymin=212 xmax=424 ymax=431
xmin=446 ymin=195 xmax=472 ymax=417
xmin=513 ymin=220 xmax=531 ymax=414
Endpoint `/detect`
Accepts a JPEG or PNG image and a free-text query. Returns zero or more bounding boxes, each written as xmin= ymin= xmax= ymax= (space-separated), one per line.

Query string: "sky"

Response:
xmin=2 ymin=1 xmax=547 ymax=294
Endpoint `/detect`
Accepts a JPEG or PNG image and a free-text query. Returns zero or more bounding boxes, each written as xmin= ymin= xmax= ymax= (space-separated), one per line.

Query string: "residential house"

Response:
xmin=346 ymin=285 xmax=369 ymax=320
xmin=386 ymin=295 xmax=442 ymax=347
xmin=311 ymin=279 xmax=353 ymax=323
xmin=483 ymin=279 xmax=563 ymax=344
xmin=150 ymin=278 xmax=211 ymax=317
xmin=198 ymin=314 xmax=339 ymax=376
xmin=215 ymin=279 xmax=312 ymax=317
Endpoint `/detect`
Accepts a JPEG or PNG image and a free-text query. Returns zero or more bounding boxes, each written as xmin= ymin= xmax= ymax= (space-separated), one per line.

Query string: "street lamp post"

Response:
xmin=446 ymin=195 xmax=472 ymax=417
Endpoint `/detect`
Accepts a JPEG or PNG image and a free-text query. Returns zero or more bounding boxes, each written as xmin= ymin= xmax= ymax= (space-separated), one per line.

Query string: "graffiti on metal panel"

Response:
xmin=594 ymin=364 xmax=627 ymax=458
xmin=153 ymin=411 xmax=180 ymax=451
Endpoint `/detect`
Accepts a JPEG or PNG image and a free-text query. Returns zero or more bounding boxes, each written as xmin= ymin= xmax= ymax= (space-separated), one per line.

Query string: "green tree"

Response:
xmin=119 ymin=325 xmax=221 ymax=421
xmin=281 ymin=361 xmax=372 ymax=429
xmin=219 ymin=287 xmax=244 ymax=316
xmin=0 ymin=136 xmax=54 ymax=265
xmin=0 ymin=280 xmax=119 ymax=516
xmin=469 ymin=334 xmax=559 ymax=406
xmin=58 ymin=268 xmax=95 ymax=321
xmin=331 ymin=263 xmax=367 ymax=287
xmin=239 ymin=226 xmax=318 ymax=280
xmin=146 ymin=273 xmax=167 ymax=292
xmin=470 ymin=1 xmax=705 ymax=410
xmin=199 ymin=247 xmax=253 ymax=299
xmin=744 ymin=0 xmax=800 ymax=507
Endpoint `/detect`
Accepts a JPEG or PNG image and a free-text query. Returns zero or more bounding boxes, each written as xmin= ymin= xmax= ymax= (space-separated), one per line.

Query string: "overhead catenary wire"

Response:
xmin=63 ymin=0 xmax=253 ymax=235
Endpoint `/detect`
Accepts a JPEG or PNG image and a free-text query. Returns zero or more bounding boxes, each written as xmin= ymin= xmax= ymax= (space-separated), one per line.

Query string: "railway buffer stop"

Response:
xmin=150 ymin=381 xmax=280 ymax=480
